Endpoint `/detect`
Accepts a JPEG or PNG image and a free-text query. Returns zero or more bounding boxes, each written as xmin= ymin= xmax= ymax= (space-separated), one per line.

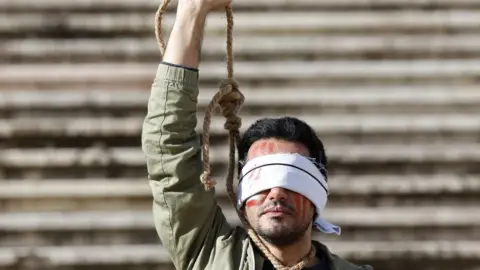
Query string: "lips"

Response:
xmin=263 ymin=206 xmax=292 ymax=215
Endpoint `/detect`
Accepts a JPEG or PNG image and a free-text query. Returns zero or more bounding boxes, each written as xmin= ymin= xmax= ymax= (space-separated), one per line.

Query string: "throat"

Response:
xmin=260 ymin=235 xmax=315 ymax=267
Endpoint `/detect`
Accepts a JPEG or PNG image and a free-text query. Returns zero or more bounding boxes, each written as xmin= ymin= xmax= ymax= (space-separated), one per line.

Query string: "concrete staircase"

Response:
xmin=1 ymin=0 xmax=480 ymax=269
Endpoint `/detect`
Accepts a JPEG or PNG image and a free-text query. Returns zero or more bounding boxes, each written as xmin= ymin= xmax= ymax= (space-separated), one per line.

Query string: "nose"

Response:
xmin=266 ymin=187 xmax=288 ymax=201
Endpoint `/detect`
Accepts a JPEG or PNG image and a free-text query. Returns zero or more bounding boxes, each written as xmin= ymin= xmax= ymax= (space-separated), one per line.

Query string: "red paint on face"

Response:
xmin=248 ymin=139 xmax=311 ymax=161
xmin=245 ymin=190 xmax=313 ymax=222
xmin=245 ymin=191 xmax=268 ymax=208
xmin=267 ymin=141 xmax=275 ymax=154
xmin=249 ymin=140 xmax=280 ymax=159
xmin=246 ymin=199 xmax=261 ymax=208
xmin=250 ymin=141 xmax=265 ymax=158
xmin=293 ymin=194 xmax=302 ymax=218
xmin=303 ymin=197 xmax=310 ymax=217
xmin=292 ymin=193 xmax=309 ymax=219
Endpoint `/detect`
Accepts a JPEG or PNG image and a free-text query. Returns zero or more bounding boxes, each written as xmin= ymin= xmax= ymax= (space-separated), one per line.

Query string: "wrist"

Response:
xmin=163 ymin=2 xmax=207 ymax=69
xmin=172 ymin=9 xmax=207 ymax=37
xmin=176 ymin=2 xmax=209 ymax=21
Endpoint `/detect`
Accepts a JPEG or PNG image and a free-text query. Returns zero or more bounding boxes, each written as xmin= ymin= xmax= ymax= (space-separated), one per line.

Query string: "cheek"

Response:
xmin=246 ymin=198 xmax=260 ymax=208
xmin=245 ymin=191 xmax=268 ymax=208
xmin=291 ymin=194 xmax=313 ymax=219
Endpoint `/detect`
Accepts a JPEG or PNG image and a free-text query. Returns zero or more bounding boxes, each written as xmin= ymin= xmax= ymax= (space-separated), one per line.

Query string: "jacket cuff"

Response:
xmin=156 ymin=62 xmax=199 ymax=88
xmin=161 ymin=61 xmax=199 ymax=72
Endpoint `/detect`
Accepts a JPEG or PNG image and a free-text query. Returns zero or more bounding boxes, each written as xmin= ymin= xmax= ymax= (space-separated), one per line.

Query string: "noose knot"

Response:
xmin=218 ymin=78 xmax=244 ymax=131
xmin=200 ymin=170 xmax=215 ymax=191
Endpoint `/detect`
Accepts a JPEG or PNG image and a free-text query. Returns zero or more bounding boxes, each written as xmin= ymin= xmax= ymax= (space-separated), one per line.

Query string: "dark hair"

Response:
xmin=237 ymin=116 xmax=328 ymax=181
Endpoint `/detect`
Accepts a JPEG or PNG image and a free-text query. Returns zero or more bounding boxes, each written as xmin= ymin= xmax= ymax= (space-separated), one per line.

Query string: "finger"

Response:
xmin=210 ymin=0 xmax=232 ymax=11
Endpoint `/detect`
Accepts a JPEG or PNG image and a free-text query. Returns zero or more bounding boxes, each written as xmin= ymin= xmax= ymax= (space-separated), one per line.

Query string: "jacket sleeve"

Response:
xmin=142 ymin=63 xmax=232 ymax=269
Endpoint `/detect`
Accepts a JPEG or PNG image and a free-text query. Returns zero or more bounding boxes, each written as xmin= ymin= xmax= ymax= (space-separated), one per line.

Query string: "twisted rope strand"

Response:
xmin=155 ymin=0 xmax=170 ymax=55
xmin=154 ymin=3 xmax=314 ymax=269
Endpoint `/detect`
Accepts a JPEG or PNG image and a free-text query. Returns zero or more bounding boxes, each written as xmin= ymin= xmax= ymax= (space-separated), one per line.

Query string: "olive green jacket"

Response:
xmin=141 ymin=63 xmax=372 ymax=270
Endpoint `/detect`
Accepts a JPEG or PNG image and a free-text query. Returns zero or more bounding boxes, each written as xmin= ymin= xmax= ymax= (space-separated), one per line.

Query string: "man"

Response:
xmin=141 ymin=0 xmax=373 ymax=269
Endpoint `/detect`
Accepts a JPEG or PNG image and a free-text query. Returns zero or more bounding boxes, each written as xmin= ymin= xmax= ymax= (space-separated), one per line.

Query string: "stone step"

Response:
xmin=1 ymin=175 xmax=478 ymax=212
xmin=1 ymin=207 xmax=479 ymax=246
xmin=3 ymin=60 xmax=480 ymax=88
xmin=1 ymin=242 xmax=478 ymax=270
xmin=1 ymin=144 xmax=479 ymax=179
xmin=3 ymin=11 xmax=480 ymax=38
xmin=0 ymin=245 xmax=172 ymax=270
xmin=3 ymin=207 xmax=475 ymax=231
xmin=1 ymin=0 xmax=478 ymax=11
xmin=2 ymin=114 xmax=479 ymax=147
xmin=2 ymin=87 xmax=480 ymax=115
xmin=1 ymin=144 xmax=479 ymax=167
xmin=5 ymin=34 xmax=480 ymax=63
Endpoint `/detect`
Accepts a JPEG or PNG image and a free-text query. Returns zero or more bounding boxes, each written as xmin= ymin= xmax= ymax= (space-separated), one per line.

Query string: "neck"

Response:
xmin=263 ymin=233 xmax=319 ymax=267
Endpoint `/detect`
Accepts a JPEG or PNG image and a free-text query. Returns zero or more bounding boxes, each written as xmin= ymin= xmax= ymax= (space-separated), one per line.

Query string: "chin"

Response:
xmin=257 ymin=228 xmax=304 ymax=247
xmin=256 ymin=221 xmax=308 ymax=247
xmin=265 ymin=219 xmax=292 ymax=231
xmin=260 ymin=217 xmax=294 ymax=230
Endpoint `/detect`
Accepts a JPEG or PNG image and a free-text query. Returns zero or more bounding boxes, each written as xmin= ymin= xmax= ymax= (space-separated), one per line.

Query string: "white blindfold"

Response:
xmin=237 ymin=153 xmax=341 ymax=235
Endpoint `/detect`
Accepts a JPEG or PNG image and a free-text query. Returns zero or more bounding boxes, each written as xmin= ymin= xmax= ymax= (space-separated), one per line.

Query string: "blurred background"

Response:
xmin=1 ymin=0 xmax=480 ymax=269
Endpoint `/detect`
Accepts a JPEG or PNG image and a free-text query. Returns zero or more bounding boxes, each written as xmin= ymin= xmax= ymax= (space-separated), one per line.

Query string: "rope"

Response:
xmin=154 ymin=2 xmax=315 ymax=269
xmin=154 ymin=0 xmax=170 ymax=55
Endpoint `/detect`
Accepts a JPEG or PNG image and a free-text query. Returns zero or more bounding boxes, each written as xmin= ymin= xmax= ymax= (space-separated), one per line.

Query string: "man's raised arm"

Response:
xmin=141 ymin=0 xmax=233 ymax=269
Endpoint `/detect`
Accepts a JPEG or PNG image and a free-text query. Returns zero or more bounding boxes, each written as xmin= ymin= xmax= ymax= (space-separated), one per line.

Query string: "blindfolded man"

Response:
xmin=142 ymin=0 xmax=373 ymax=269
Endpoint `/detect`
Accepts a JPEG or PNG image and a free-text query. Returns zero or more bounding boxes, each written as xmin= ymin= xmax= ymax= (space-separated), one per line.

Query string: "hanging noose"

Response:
xmin=154 ymin=2 xmax=315 ymax=269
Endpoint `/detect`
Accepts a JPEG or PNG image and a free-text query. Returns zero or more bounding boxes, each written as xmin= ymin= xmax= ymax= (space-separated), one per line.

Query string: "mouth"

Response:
xmin=262 ymin=207 xmax=293 ymax=216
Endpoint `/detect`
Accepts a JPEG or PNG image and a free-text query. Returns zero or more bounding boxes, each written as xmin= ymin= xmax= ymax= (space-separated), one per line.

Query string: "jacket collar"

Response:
xmin=252 ymin=240 xmax=361 ymax=270
xmin=313 ymin=241 xmax=361 ymax=270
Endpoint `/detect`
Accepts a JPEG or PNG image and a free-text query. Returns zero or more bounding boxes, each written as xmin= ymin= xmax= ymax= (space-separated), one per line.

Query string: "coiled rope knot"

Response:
xmin=200 ymin=78 xmax=243 ymax=191
xmin=217 ymin=78 xmax=244 ymax=131
xmin=200 ymin=171 xmax=215 ymax=191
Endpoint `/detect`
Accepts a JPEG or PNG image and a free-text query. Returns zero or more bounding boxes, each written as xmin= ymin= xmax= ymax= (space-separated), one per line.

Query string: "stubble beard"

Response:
xmin=255 ymin=217 xmax=311 ymax=247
